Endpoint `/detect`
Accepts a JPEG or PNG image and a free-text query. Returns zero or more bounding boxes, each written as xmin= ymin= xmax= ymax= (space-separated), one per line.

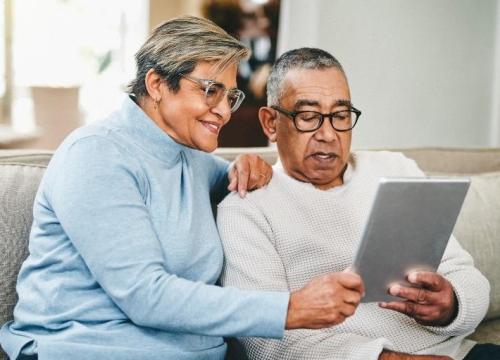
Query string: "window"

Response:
xmin=5 ymin=0 xmax=148 ymax=133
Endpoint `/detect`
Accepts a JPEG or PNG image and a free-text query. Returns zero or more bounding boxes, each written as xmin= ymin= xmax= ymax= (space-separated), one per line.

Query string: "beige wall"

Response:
xmin=149 ymin=0 xmax=202 ymax=30
xmin=279 ymin=0 xmax=500 ymax=148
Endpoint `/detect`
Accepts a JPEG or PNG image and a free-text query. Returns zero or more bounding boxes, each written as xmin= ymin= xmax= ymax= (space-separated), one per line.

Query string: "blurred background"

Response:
xmin=0 ymin=0 xmax=499 ymax=150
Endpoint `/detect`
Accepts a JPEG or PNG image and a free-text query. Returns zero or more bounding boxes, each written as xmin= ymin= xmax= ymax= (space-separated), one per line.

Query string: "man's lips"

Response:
xmin=308 ymin=151 xmax=338 ymax=161
xmin=200 ymin=120 xmax=222 ymax=135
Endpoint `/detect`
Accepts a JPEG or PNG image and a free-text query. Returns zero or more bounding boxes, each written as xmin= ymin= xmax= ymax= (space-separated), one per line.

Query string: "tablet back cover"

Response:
xmin=353 ymin=177 xmax=470 ymax=303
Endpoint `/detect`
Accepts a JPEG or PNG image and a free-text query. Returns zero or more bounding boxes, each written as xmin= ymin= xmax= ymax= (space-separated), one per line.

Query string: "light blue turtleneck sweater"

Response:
xmin=0 ymin=97 xmax=289 ymax=360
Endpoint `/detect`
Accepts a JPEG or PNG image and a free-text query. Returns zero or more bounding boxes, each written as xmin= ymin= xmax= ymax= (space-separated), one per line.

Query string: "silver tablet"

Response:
xmin=352 ymin=177 xmax=470 ymax=303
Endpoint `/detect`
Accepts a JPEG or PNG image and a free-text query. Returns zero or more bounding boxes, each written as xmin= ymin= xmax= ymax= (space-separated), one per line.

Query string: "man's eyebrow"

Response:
xmin=294 ymin=99 xmax=320 ymax=109
xmin=293 ymin=99 xmax=352 ymax=109
xmin=336 ymin=99 xmax=352 ymax=107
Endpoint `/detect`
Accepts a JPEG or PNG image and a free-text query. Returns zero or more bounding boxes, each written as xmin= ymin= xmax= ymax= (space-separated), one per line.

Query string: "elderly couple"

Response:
xmin=0 ymin=15 xmax=498 ymax=360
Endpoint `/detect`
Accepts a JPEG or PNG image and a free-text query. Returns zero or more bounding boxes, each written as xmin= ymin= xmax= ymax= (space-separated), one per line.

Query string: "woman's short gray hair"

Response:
xmin=266 ymin=48 xmax=345 ymax=106
xmin=128 ymin=15 xmax=249 ymax=98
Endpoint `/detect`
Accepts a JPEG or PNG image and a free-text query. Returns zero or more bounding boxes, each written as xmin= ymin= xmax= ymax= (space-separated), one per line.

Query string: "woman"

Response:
xmin=0 ymin=16 xmax=363 ymax=360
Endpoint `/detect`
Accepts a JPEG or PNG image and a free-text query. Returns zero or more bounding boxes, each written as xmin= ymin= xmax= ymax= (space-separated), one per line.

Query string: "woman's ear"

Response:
xmin=144 ymin=68 xmax=164 ymax=103
xmin=259 ymin=106 xmax=278 ymax=143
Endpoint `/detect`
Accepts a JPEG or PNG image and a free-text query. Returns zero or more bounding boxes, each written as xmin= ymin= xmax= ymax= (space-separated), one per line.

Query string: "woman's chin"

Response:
xmin=196 ymin=139 xmax=218 ymax=153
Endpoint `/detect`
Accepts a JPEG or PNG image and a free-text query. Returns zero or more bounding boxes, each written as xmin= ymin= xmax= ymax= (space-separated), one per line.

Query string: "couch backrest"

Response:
xmin=0 ymin=148 xmax=498 ymax=357
xmin=0 ymin=151 xmax=51 ymax=359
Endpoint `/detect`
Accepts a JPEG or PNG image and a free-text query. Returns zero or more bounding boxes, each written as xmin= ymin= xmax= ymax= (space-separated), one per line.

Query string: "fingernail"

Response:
xmin=408 ymin=273 xmax=418 ymax=283
xmin=389 ymin=285 xmax=400 ymax=296
xmin=379 ymin=302 xmax=387 ymax=307
xmin=239 ymin=190 xmax=246 ymax=198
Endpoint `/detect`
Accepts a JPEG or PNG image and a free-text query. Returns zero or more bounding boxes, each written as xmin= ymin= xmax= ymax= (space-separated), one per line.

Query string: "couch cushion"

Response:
xmin=453 ymin=171 xmax=500 ymax=321
xmin=467 ymin=318 xmax=500 ymax=344
xmin=0 ymin=162 xmax=47 ymax=335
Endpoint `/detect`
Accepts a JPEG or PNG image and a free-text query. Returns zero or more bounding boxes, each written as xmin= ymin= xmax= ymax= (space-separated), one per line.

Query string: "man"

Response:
xmin=217 ymin=48 xmax=498 ymax=360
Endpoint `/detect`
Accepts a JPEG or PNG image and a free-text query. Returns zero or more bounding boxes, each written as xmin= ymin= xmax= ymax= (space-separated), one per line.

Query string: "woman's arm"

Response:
xmin=49 ymin=136 xmax=289 ymax=338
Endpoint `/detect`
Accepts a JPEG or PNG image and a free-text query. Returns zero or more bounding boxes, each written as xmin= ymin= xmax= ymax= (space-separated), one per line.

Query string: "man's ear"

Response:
xmin=144 ymin=68 xmax=164 ymax=102
xmin=259 ymin=106 xmax=278 ymax=143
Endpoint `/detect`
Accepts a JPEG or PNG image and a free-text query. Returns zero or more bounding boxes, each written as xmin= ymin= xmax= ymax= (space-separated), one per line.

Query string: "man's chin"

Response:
xmin=307 ymin=170 xmax=344 ymax=189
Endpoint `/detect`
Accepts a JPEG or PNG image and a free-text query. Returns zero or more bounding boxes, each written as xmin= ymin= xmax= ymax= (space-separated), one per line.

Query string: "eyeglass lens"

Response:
xmin=204 ymin=82 xmax=244 ymax=113
xmin=295 ymin=111 xmax=356 ymax=131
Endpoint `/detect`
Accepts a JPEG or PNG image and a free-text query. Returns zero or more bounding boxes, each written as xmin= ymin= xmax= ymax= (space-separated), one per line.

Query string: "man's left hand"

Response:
xmin=228 ymin=154 xmax=272 ymax=198
xmin=379 ymin=271 xmax=458 ymax=326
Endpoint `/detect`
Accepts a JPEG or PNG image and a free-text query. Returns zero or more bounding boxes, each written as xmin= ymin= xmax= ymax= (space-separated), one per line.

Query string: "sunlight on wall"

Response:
xmin=12 ymin=0 xmax=148 ymax=132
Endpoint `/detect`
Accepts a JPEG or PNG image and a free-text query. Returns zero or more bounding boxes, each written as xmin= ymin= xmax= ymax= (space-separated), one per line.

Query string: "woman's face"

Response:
xmin=154 ymin=62 xmax=238 ymax=152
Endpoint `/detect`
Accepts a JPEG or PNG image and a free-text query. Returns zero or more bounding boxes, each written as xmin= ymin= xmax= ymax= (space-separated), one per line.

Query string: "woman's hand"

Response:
xmin=228 ymin=154 xmax=272 ymax=198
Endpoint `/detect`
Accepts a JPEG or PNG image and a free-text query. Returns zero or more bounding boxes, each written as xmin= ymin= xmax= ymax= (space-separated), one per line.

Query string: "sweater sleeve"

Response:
xmin=49 ymin=136 xmax=289 ymax=338
xmin=424 ymin=235 xmax=490 ymax=336
xmin=217 ymin=199 xmax=392 ymax=360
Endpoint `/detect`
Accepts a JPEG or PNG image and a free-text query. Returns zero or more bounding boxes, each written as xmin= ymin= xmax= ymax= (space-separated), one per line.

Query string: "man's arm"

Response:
xmin=218 ymin=199 xmax=389 ymax=360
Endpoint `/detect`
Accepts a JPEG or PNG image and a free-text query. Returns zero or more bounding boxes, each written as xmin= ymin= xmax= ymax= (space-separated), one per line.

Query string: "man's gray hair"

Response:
xmin=267 ymin=48 xmax=345 ymax=106
xmin=128 ymin=15 xmax=249 ymax=99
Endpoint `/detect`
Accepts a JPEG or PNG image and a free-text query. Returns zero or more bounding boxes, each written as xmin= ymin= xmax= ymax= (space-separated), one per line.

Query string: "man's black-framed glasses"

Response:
xmin=182 ymin=75 xmax=245 ymax=113
xmin=271 ymin=105 xmax=361 ymax=132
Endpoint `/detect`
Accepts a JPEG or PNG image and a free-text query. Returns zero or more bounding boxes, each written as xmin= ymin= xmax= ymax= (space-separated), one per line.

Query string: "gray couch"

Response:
xmin=1 ymin=148 xmax=499 ymax=359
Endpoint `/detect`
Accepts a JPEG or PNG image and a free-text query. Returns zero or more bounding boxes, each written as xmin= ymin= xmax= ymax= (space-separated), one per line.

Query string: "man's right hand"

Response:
xmin=285 ymin=272 xmax=364 ymax=329
xmin=379 ymin=350 xmax=453 ymax=360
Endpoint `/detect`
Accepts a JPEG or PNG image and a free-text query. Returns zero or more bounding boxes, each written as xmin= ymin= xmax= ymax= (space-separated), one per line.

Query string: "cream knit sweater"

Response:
xmin=217 ymin=151 xmax=490 ymax=360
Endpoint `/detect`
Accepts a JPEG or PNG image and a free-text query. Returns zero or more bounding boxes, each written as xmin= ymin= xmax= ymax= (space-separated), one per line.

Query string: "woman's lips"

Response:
xmin=200 ymin=120 xmax=221 ymax=135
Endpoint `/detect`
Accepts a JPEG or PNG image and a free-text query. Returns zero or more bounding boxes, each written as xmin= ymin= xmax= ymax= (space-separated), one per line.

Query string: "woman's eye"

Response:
xmin=205 ymin=87 xmax=218 ymax=98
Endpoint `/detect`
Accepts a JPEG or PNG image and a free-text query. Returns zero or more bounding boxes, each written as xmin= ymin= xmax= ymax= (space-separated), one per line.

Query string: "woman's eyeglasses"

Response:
xmin=182 ymin=75 xmax=245 ymax=113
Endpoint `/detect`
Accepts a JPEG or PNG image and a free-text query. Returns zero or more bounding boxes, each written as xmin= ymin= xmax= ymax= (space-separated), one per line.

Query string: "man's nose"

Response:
xmin=314 ymin=117 xmax=338 ymax=142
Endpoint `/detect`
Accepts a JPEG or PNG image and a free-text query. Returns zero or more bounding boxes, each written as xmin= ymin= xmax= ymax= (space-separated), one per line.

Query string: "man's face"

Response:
xmin=270 ymin=67 xmax=353 ymax=189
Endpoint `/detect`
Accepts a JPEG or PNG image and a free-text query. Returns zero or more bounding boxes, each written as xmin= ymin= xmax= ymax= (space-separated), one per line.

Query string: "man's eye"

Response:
xmin=299 ymin=113 xmax=320 ymax=121
xmin=334 ymin=111 xmax=351 ymax=121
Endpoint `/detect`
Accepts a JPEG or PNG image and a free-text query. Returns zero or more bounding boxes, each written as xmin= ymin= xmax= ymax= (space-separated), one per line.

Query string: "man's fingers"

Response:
xmin=407 ymin=271 xmax=443 ymax=292
xmin=388 ymin=284 xmax=435 ymax=304
xmin=337 ymin=273 xmax=365 ymax=295
xmin=343 ymin=290 xmax=363 ymax=305
xmin=380 ymin=300 xmax=441 ymax=323
xmin=379 ymin=300 xmax=421 ymax=317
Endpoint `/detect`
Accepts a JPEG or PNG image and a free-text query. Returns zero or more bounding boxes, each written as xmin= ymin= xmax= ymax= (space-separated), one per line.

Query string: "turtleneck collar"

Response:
xmin=114 ymin=96 xmax=188 ymax=165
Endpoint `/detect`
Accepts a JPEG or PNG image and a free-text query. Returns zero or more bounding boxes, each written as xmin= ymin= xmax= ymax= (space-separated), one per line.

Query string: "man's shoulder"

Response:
xmin=218 ymin=168 xmax=286 ymax=210
xmin=354 ymin=150 xmax=411 ymax=163
xmin=353 ymin=150 xmax=422 ymax=176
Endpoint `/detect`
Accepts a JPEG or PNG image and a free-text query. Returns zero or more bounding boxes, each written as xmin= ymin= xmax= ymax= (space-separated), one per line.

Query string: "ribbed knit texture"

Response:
xmin=218 ymin=151 xmax=490 ymax=360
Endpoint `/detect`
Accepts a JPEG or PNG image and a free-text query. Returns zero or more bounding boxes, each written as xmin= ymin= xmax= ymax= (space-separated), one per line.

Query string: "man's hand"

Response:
xmin=227 ymin=154 xmax=272 ymax=198
xmin=285 ymin=271 xmax=365 ymax=329
xmin=379 ymin=271 xmax=457 ymax=326
xmin=379 ymin=350 xmax=452 ymax=360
